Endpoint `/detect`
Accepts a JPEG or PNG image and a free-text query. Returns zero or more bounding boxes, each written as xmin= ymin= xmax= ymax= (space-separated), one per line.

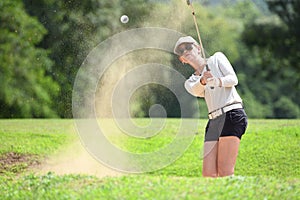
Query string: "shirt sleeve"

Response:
xmin=184 ymin=74 xmax=205 ymax=97
xmin=215 ymin=52 xmax=238 ymax=87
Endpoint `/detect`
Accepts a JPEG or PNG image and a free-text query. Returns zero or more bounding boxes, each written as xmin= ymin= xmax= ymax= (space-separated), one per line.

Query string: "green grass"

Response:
xmin=0 ymin=119 xmax=75 ymax=155
xmin=0 ymin=119 xmax=75 ymax=175
xmin=150 ymin=119 xmax=300 ymax=178
xmin=0 ymin=119 xmax=299 ymax=199
xmin=237 ymin=120 xmax=300 ymax=177
xmin=0 ymin=173 xmax=298 ymax=200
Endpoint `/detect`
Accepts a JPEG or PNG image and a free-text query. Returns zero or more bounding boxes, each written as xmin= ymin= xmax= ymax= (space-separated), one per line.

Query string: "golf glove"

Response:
xmin=207 ymin=77 xmax=221 ymax=87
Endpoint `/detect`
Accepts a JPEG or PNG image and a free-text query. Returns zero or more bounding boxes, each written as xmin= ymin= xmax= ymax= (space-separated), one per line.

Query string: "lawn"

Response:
xmin=0 ymin=119 xmax=299 ymax=199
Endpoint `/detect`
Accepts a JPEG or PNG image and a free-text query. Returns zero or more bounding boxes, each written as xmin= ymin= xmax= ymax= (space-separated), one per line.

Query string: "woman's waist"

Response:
xmin=208 ymin=102 xmax=243 ymax=119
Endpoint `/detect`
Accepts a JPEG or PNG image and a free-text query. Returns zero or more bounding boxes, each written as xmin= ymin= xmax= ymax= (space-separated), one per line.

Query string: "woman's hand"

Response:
xmin=200 ymin=71 xmax=213 ymax=85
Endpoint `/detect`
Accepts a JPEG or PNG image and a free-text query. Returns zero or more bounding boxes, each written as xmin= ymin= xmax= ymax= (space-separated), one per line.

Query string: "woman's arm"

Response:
xmin=215 ymin=52 xmax=238 ymax=87
xmin=184 ymin=74 xmax=205 ymax=97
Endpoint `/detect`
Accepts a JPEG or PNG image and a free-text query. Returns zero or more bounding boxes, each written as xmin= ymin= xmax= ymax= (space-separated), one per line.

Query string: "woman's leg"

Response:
xmin=217 ymin=136 xmax=240 ymax=177
xmin=202 ymin=141 xmax=218 ymax=177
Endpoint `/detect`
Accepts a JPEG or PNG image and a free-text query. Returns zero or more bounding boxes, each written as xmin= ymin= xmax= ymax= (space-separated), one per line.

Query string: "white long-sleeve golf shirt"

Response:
xmin=184 ymin=52 xmax=242 ymax=113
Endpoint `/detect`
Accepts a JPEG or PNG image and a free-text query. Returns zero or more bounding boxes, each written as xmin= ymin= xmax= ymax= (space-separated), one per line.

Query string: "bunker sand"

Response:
xmin=36 ymin=140 xmax=125 ymax=178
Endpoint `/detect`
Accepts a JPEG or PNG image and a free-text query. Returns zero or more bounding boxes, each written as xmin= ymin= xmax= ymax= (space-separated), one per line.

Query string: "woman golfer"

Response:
xmin=174 ymin=36 xmax=248 ymax=177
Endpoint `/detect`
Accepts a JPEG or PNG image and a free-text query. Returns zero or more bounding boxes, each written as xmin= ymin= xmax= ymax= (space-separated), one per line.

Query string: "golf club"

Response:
xmin=186 ymin=0 xmax=214 ymax=89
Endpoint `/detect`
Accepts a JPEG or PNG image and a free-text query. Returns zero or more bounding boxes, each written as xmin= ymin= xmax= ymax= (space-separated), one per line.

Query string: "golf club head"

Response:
xmin=186 ymin=0 xmax=192 ymax=5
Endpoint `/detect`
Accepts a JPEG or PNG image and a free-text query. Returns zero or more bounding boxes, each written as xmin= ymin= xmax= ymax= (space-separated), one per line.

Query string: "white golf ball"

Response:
xmin=120 ymin=15 xmax=129 ymax=24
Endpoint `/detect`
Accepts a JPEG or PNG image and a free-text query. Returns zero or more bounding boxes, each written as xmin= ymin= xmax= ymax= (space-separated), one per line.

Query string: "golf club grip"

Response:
xmin=205 ymin=64 xmax=210 ymax=71
xmin=206 ymin=65 xmax=214 ymax=89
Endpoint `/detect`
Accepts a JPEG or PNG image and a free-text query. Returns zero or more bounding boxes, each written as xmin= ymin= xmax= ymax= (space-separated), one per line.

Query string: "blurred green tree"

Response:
xmin=274 ymin=96 xmax=300 ymax=118
xmin=241 ymin=0 xmax=300 ymax=118
xmin=23 ymin=0 xmax=152 ymax=118
xmin=0 ymin=0 xmax=59 ymax=118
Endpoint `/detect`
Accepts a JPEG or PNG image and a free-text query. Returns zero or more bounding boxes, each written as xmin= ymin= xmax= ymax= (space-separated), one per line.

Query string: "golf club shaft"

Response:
xmin=187 ymin=0 xmax=214 ymax=88
xmin=190 ymin=7 xmax=205 ymax=58
xmin=187 ymin=3 xmax=209 ymax=69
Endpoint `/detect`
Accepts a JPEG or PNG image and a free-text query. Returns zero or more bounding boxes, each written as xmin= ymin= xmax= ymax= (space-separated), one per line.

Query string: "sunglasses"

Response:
xmin=176 ymin=43 xmax=194 ymax=56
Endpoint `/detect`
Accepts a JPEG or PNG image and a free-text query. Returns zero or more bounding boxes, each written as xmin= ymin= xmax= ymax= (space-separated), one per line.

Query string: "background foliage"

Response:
xmin=0 ymin=0 xmax=299 ymax=118
xmin=0 ymin=0 xmax=59 ymax=118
